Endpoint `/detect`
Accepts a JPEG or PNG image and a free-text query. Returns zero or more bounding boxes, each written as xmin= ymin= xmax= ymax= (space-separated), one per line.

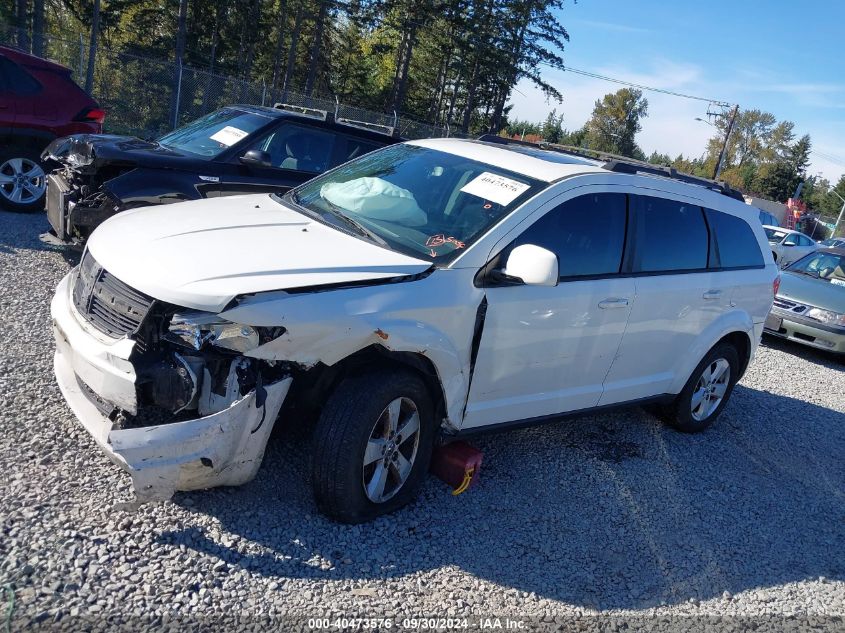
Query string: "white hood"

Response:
xmin=86 ymin=194 xmax=431 ymax=312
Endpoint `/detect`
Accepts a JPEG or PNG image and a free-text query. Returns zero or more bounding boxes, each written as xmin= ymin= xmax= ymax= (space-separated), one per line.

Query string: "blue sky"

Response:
xmin=508 ymin=0 xmax=845 ymax=183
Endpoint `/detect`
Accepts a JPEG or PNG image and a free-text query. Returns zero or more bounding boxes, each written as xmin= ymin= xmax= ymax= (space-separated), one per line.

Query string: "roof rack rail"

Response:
xmin=336 ymin=117 xmax=398 ymax=138
xmin=273 ymin=102 xmax=329 ymax=121
xmin=476 ymin=134 xmax=745 ymax=202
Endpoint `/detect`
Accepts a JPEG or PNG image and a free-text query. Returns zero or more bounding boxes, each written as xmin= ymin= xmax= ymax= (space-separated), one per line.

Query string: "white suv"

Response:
xmin=764 ymin=225 xmax=818 ymax=267
xmin=51 ymin=138 xmax=777 ymax=522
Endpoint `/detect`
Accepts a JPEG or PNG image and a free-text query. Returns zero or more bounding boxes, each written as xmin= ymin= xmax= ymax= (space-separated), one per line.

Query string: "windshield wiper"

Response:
xmin=320 ymin=200 xmax=389 ymax=246
xmin=280 ymin=192 xmax=388 ymax=247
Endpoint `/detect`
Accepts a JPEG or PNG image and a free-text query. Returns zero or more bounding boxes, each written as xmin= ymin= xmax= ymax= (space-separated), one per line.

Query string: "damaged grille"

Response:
xmin=773 ymin=297 xmax=809 ymax=315
xmin=73 ymin=251 xmax=154 ymax=338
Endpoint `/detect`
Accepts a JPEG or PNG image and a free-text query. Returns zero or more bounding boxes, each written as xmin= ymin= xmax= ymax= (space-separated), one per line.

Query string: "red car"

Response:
xmin=0 ymin=45 xmax=104 ymax=212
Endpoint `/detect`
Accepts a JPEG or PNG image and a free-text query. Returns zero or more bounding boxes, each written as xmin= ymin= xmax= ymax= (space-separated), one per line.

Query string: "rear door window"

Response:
xmin=253 ymin=123 xmax=336 ymax=173
xmin=511 ymin=193 xmax=627 ymax=278
xmin=336 ymin=138 xmax=383 ymax=166
xmin=705 ymin=209 xmax=764 ymax=268
xmin=631 ymin=195 xmax=709 ymax=272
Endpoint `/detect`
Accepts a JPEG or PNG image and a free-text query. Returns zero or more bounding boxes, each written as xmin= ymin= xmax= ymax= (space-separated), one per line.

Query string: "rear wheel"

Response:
xmin=312 ymin=369 xmax=436 ymax=523
xmin=663 ymin=343 xmax=739 ymax=433
xmin=0 ymin=147 xmax=47 ymax=212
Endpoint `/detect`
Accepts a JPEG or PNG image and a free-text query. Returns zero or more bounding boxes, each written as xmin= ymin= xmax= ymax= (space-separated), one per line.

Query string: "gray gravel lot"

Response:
xmin=1 ymin=208 xmax=844 ymax=631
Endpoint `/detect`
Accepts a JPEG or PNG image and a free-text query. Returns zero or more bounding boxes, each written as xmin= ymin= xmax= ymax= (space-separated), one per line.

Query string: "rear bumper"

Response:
xmin=764 ymin=312 xmax=845 ymax=354
xmin=51 ymin=272 xmax=293 ymax=502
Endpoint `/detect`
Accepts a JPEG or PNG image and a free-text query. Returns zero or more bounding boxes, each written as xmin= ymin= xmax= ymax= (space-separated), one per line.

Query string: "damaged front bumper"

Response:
xmin=44 ymin=171 xmax=123 ymax=246
xmin=51 ymin=273 xmax=292 ymax=503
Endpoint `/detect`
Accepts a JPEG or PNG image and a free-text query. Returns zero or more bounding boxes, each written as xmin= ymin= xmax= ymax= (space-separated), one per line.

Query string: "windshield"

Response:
xmin=765 ymin=227 xmax=787 ymax=242
xmin=157 ymin=108 xmax=270 ymax=157
xmin=787 ymin=251 xmax=845 ymax=286
xmin=281 ymin=144 xmax=544 ymax=262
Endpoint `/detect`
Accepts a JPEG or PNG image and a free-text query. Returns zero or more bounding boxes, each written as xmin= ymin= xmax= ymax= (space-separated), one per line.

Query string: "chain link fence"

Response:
xmin=1 ymin=23 xmax=460 ymax=141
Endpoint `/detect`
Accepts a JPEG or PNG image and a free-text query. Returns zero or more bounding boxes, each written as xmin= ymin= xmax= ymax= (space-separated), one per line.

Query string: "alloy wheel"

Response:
xmin=0 ymin=157 xmax=46 ymax=205
xmin=362 ymin=396 xmax=421 ymax=503
xmin=690 ymin=358 xmax=730 ymax=422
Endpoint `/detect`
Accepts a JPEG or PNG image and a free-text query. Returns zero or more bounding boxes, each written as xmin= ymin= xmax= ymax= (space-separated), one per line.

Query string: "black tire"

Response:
xmin=663 ymin=343 xmax=740 ymax=433
xmin=312 ymin=369 xmax=436 ymax=523
xmin=0 ymin=146 xmax=47 ymax=213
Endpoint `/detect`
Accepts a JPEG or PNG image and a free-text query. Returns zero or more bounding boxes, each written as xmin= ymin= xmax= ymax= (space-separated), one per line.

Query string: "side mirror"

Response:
xmin=783 ymin=241 xmax=796 ymax=247
xmin=240 ymin=149 xmax=272 ymax=168
xmin=500 ymin=244 xmax=559 ymax=286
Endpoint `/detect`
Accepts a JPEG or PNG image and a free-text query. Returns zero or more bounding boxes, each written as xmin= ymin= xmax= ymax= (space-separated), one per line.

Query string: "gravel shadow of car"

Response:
xmin=0 ymin=209 xmax=80 ymax=266
xmin=158 ymin=384 xmax=845 ymax=610
xmin=760 ymin=334 xmax=844 ymax=370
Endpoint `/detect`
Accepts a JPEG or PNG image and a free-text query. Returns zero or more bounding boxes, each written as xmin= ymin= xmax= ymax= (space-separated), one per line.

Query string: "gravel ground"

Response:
xmin=1 ymin=208 xmax=844 ymax=632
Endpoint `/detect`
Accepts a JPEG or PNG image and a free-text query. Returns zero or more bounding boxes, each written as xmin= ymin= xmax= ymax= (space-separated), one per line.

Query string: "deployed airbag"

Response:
xmin=320 ymin=177 xmax=427 ymax=226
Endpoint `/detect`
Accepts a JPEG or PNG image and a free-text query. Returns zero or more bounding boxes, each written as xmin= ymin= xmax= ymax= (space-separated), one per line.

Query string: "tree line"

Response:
xmin=7 ymin=1 xmax=842 ymax=222
xmin=6 ymin=0 xmax=571 ymax=134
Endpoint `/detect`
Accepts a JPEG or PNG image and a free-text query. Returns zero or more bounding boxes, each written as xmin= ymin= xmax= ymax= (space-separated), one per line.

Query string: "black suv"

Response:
xmin=41 ymin=104 xmax=400 ymax=245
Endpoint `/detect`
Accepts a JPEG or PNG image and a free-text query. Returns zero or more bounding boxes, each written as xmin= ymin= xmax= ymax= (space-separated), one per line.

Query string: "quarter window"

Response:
xmin=705 ymin=209 xmax=764 ymax=268
xmin=512 ymin=193 xmax=627 ymax=278
xmin=631 ymin=195 xmax=708 ymax=272
xmin=0 ymin=58 xmax=41 ymax=95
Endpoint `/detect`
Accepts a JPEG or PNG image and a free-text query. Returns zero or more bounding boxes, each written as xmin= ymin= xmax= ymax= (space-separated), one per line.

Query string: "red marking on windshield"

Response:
xmin=426 ymin=234 xmax=466 ymax=252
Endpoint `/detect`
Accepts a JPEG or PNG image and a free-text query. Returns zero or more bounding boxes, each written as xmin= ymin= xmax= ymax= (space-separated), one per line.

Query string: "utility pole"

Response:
xmin=713 ymin=104 xmax=739 ymax=181
xmin=832 ymin=190 xmax=845 ymax=238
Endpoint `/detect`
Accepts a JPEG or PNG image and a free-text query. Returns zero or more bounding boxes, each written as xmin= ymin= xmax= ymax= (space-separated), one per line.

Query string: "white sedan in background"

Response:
xmin=764 ymin=225 xmax=818 ymax=267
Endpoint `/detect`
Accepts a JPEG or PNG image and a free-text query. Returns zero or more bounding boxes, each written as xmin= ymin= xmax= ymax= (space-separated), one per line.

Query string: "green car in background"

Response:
xmin=765 ymin=248 xmax=845 ymax=355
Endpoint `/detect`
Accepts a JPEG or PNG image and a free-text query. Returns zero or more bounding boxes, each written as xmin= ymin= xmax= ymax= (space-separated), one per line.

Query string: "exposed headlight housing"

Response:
xmin=806 ymin=307 xmax=845 ymax=327
xmin=66 ymin=138 xmax=95 ymax=168
xmin=166 ymin=312 xmax=260 ymax=353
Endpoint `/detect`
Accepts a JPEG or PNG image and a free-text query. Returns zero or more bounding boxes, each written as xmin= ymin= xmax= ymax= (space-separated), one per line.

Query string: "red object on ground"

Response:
xmin=430 ymin=441 xmax=483 ymax=494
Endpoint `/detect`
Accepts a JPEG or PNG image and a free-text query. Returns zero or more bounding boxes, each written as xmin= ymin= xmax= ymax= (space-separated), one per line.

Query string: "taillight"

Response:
xmin=773 ymin=275 xmax=781 ymax=297
xmin=74 ymin=107 xmax=106 ymax=124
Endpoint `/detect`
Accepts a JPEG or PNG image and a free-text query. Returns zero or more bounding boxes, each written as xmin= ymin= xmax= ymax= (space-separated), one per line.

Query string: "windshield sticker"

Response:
xmin=831 ymin=278 xmax=845 ymax=287
xmin=426 ymin=234 xmax=465 ymax=257
xmin=460 ymin=172 xmax=531 ymax=206
xmin=209 ymin=126 xmax=249 ymax=146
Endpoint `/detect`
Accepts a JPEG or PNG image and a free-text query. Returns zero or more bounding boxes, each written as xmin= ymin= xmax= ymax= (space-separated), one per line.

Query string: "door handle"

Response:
xmin=702 ymin=290 xmax=723 ymax=300
xmin=598 ymin=298 xmax=629 ymax=309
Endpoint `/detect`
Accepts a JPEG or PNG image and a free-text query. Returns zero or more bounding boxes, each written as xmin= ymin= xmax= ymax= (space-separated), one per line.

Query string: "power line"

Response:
xmin=540 ymin=62 xmax=732 ymax=107
xmin=812 ymin=151 xmax=845 ymax=169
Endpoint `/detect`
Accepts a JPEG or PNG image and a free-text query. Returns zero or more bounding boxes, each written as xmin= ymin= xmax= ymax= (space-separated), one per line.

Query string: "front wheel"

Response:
xmin=663 ymin=343 xmax=739 ymax=433
xmin=312 ymin=370 xmax=436 ymax=523
xmin=0 ymin=148 xmax=47 ymax=212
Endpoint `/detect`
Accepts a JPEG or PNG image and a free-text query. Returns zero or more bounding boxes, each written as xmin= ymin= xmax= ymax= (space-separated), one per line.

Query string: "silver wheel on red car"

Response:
xmin=0 ymin=153 xmax=46 ymax=212
xmin=362 ymin=396 xmax=421 ymax=503
xmin=690 ymin=358 xmax=730 ymax=422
